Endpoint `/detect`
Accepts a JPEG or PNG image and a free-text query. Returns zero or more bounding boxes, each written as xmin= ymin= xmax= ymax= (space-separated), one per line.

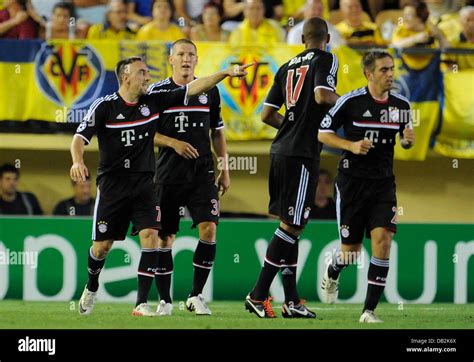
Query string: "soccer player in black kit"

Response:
xmin=245 ymin=17 xmax=339 ymax=318
xmin=70 ymin=56 xmax=250 ymax=316
xmin=318 ymin=50 xmax=415 ymax=323
xmin=147 ymin=39 xmax=229 ymax=316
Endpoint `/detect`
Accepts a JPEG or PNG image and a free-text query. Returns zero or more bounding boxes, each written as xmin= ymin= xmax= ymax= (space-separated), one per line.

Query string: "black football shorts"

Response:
xmin=268 ymin=154 xmax=319 ymax=227
xmin=334 ymin=172 xmax=397 ymax=244
xmin=155 ymin=181 xmax=219 ymax=235
xmin=92 ymin=173 xmax=160 ymax=241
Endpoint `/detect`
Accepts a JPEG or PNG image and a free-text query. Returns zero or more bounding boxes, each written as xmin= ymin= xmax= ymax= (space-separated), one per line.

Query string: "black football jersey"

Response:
xmin=319 ymin=86 xmax=412 ymax=179
xmin=264 ymin=48 xmax=338 ymax=159
xmin=75 ymin=86 xmax=187 ymax=180
xmin=148 ymin=78 xmax=223 ymax=185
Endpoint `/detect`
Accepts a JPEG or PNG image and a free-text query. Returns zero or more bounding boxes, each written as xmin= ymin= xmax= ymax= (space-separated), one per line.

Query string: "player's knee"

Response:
xmin=373 ymin=235 xmax=392 ymax=255
xmin=139 ymin=228 xmax=159 ymax=246
xmin=159 ymin=234 xmax=175 ymax=248
xmin=93 ymin=241 xmax=113 ymax=258
xmin=199 ymin=222 xmax=216 ymax=242
xmin=280 ymin=222 xmax=303 ymax=237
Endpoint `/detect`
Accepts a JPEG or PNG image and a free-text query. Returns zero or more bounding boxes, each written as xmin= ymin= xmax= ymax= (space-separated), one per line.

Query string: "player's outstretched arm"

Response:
xmin=70 ymin=135 xmax=89 ymax=183
xmin=318 ymin=132 xmax=373 ymax=155
xmin=154 ymin=132 xmax=199 ymax=159
xmin=187 ymin=63 xmax=253 ymax=96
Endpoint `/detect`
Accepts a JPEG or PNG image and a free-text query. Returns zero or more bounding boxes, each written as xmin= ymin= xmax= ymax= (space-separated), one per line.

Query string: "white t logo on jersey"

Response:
xmin=175 ymin=112 xmax=189 ymax=133
xmin=121 ymin=129 xmax=135 ymax=147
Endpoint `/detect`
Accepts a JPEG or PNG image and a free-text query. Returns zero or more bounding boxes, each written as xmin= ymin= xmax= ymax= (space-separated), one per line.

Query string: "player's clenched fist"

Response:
xmin=351 ymin=139 xmax=373 ymax=155
xmin=401 ymin=127 xmax=415 ymax=148
xmin=70 ymin=162 xmax=89 ymax=183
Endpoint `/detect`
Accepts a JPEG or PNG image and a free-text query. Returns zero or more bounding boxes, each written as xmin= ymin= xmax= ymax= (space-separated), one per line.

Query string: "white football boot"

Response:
xmin=78 ymin=285 xmax=97 ymax=315
xmin=186 ymin=294 xmax=212 ymax=315
xmin=132 ymin=303 xmax=157 ymax=317
xmin=156 ymin=300 xmax=173 ymax=316
xmin=359 ymin=310 xmax=384 ymax=323
xmin=321 ymin=265 xmax=340 ymax=304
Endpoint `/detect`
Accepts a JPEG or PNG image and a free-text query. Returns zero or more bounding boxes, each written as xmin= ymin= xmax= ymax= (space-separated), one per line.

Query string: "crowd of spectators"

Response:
xmin=0 ymin=0 xmax=472 ymax=70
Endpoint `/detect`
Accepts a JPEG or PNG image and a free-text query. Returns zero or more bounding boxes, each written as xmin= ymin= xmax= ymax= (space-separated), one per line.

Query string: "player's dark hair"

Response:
xmin=361 ymin=49 xmax=393 ymax=76
xmin=302 ymin=17 xmax=328 ymax=43
xmin=53 ymin=2 xmax=75 ymax=18
xmin=0 ymin=163 xmax=20 ymax=178
xmin=115 ymin=56 xmax=144 ymax=85
xmin=407 ymin=0 xmax=430 ymax=24
xmin=170 ymin=39 xmax=197 ymax=55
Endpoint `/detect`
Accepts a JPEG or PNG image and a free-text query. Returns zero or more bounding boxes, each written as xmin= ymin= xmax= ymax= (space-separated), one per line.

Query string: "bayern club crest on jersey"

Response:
xmin=389 ymin=107 xmax=399 ymax=123
xmin=198 ymin=94 xmax=208 ymax=104
xmin=140 ymin=105 xmax=150 ymax=116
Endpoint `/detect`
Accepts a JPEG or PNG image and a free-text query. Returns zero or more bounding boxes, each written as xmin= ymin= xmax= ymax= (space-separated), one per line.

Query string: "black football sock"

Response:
xmin=87 ymin=247 xmax=106 ymax=293
xmin=155 ymin=248 xmax=173 ymax=303
xmin=250 ymin=227 xmax=298 ymax=301
xmin=327 ymin=248 xmax=349 ymax=280
xmin=190 ymin=239 xmax=216 ymax=297
xmin=282 ymin=241 xmax=300 ymax=305
xmin=136 ymin=248 xmax=159 ymax=307
xmin=363 ymin=256 xmax=390 ymax=312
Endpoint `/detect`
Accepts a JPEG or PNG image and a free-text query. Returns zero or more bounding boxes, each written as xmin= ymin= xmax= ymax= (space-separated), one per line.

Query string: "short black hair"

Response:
xmin=53 ymin=1 xmax=75 ymax=18
xmin=115 ymin=56 xmax=143 ymax=85
xmin=361 ymin=49 xmax=393 ymax=76
xmin=0 ymin=163 xmax=20 ymax=178
xmin=302 ymin=17 xmax=328 ymax=43
xmin=170 ymin=38 xmax=197 ymax=55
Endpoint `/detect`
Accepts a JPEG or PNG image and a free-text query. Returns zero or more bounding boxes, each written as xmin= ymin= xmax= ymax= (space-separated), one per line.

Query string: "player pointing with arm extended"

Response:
xmin=318 ymin=49 xmax=415 ymax=323
xmin=245 ymin=17 xmax=339 ymax=319
xmin=70 ymin=56 xmax=249 ymax=317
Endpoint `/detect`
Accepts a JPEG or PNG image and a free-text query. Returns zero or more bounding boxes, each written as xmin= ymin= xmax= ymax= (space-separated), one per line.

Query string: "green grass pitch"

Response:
xmin=0 ymin=301 xmax=473 ymax=329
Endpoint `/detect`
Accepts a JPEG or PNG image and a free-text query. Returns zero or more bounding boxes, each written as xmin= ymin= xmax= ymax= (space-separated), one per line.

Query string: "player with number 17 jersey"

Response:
xmin=264 ymin=47 xmax=338 ymax=225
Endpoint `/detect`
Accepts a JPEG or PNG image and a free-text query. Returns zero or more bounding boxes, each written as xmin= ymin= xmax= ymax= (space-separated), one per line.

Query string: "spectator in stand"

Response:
xmin=87 ymin=0 xmax=136 ymax=39
xmin=73 ymin=0 xmax=109 ymax=25
xmin=136 ymin=0 xmax=185 ymax=41
xmin=127 ymin=0 xmax=152 ymax=27
xmin=0 ymin=164 xmax=43 ymax=215
xmin=190 ymin=2 xmax=230 ymax=41
xmin=391 ymin=0 xmax=449 ymax=70
xmin=287 ymin=0 xmax=344 ymax=49
xmin=309 ymin=169 xmax=336 ymax=220
xmin=222 ymin=0 xmax=283 ymax=30
xmin=229 ymin=0 xmax=285 ymax=45
xmin=335 ymin=0 xmax=384 ymax=46
xmin=53 ymin=176 xmax=95 ymax=216
xmin=28 ymin=0 xmax=65 ymax=28
xmin=443 ymin=6 xmax=474 ymax=70
xmin=173 ymin=0 xmax=209 ymax=26
xmin=38 ymin=2 xmax=85 ymax=39
xmin=0 ymin=0 xmax=38 ymax=39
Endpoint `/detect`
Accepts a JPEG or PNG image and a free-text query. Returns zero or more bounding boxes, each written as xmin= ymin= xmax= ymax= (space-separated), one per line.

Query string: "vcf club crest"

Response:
xmin=219 ymin=53 xmax=278 ymax=117
xmin=35 ymin=42 xmax=105 ymax=108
